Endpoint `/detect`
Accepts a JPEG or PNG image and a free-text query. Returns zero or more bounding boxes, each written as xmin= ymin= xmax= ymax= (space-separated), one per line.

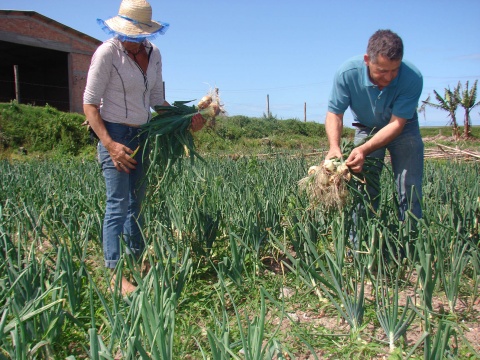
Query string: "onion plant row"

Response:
xmin=0 ymin=157 xmax=478 ymax=359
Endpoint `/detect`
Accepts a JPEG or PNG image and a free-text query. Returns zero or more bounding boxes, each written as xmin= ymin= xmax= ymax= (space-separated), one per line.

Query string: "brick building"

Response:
xmin=0 ymin=10 xmax=101 ymax=113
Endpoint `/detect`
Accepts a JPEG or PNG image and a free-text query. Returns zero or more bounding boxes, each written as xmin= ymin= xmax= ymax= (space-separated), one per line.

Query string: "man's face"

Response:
xmin=364 ymin=54 xmax=401 ymax=89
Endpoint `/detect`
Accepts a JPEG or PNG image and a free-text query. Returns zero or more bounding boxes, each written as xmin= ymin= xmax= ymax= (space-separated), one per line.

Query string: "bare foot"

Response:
xmin=141 ymin=259 xmax=151 ymax=276
xmin=110 ymin=273 xmax=137 ymax=296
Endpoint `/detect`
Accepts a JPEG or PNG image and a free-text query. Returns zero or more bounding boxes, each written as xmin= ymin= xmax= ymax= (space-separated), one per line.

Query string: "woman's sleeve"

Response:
xmin=149 ymin=49 xmax=165 ymax=107
xmin=83 ymin=44 xmax=112 ymax=105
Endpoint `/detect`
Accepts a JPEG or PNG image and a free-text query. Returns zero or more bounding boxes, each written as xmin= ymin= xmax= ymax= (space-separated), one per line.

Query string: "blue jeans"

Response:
xmin=354 ymin=120 xmax=424 ymax=221
xmin=97 ymin=121 xmax=148 ymax=269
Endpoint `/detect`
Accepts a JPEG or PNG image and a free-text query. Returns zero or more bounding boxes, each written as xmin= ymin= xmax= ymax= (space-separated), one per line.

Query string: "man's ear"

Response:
xmin=364 ymin=54 xmax=370 ymax=66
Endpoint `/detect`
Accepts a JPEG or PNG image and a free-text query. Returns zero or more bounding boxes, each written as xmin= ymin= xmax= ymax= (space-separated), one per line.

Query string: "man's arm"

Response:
xmin=325 ymin=111 xmax=344 ymax=160
xmin=346 ymin=115 xmax=407 ymax=173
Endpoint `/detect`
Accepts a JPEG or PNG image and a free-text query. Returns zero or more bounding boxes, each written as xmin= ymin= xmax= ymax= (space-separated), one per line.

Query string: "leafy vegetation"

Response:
xmin=0 ymin=102 xmax=479 ymax=358
xmin=1 ymin=151 xmax=479 ymax=358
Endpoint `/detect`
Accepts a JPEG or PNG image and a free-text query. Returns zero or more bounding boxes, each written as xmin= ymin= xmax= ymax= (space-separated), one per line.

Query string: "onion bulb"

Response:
xmin=197 ymin=96 xmax=213 ymax=109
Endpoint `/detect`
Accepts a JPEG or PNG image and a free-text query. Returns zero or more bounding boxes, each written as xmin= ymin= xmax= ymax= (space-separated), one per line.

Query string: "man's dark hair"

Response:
xmin=367 ymin=29 xmax=404 ymax=62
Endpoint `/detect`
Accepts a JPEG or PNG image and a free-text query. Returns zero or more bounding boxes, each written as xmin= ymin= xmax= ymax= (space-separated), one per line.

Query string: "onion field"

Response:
xmin=0 ymin=156 xmax=479 ymax=359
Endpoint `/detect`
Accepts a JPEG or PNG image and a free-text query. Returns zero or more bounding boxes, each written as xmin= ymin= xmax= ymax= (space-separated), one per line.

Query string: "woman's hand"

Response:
xmin=190 ymin=113 xmax=207 ymax=132
xmin=106 ymin=141 xmax=137 ymax=173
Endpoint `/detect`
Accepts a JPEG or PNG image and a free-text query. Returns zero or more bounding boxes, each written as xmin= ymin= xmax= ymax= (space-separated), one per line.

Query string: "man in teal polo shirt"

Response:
xmin=325 ymin=29 xmax=424 ymax=225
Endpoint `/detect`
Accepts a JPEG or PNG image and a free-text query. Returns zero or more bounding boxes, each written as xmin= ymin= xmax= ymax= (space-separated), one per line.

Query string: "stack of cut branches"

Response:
xmin=424 ymin=143 xmax=480 ymax=161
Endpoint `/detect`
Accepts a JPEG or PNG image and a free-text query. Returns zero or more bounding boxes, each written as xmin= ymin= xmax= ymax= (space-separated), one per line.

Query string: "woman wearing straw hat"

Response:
xmin=83 ymin=0 xmax=205 ymax=295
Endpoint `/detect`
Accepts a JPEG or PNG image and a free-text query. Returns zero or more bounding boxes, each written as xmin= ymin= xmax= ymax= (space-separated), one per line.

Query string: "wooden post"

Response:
xmin=266 ymin=94 xmax=270 ymax=118
xmin=304 ymin=102 xmax=306 ymax=122
xmin=14 ymin=65 xmax=20 ymax=103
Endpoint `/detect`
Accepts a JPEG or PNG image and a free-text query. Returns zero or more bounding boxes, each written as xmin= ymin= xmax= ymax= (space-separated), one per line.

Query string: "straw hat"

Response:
xmin=97 ymin=0 xmax=169 ymax=41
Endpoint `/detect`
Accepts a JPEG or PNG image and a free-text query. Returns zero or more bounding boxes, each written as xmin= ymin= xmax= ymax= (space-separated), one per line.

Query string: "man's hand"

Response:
xmin=106 ymin=141 xmax=137 ymax=173
xmin=190 ymin=113 xmax=206 ymax=132
xmin=324 ymin=111 xmax=344 ymax=161
xmin=346 ymin=147 xmax=366 ymax=173
xmin=325 ymin=148 xmax=343 ymax=161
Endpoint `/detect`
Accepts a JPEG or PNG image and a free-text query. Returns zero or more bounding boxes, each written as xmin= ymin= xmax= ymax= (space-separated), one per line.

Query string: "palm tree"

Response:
xmin=457 ymin=80 xmax=479 ymax=138
xmin=422 ymin=84 xmax=461 ymax=138
xmin=418 ymin=94 xmax=430 ymax=122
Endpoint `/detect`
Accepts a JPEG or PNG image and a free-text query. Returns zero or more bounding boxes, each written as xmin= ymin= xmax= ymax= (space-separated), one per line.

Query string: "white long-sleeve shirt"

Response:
xmin=83 ymin=38 xmax=165 ymax=126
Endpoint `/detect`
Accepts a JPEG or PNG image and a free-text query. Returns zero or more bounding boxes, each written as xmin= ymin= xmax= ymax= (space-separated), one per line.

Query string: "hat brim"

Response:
xmin=97 ymin=16 xmax=169 ymax=40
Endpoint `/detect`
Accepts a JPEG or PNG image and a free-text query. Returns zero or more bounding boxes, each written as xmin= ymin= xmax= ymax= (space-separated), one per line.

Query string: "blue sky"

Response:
xmin=3 ymin=0 xmax=480 ymax=127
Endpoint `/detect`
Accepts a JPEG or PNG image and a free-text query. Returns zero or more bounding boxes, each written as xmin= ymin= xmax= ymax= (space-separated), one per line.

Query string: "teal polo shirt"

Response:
xmin=328 ymin=55 xmax=423 ymax=129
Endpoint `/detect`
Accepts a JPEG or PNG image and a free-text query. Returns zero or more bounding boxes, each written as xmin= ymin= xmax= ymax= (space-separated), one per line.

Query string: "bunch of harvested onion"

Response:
xmin=299 ymin=136 xmax=374 ymax=210
xmin=298 ymin=158 xmax=357 ymax=210
xmin=141 ymin=89 xmax=225 ymax=183
xmin=196 ymin=88 xmax=223 ymax=128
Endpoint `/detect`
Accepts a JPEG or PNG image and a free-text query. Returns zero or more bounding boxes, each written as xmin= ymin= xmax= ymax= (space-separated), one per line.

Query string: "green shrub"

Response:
xmin=0 ymin=102 xmax=90 ymax=155
xmin=6 ymin=101 xmax=478 ymax=159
